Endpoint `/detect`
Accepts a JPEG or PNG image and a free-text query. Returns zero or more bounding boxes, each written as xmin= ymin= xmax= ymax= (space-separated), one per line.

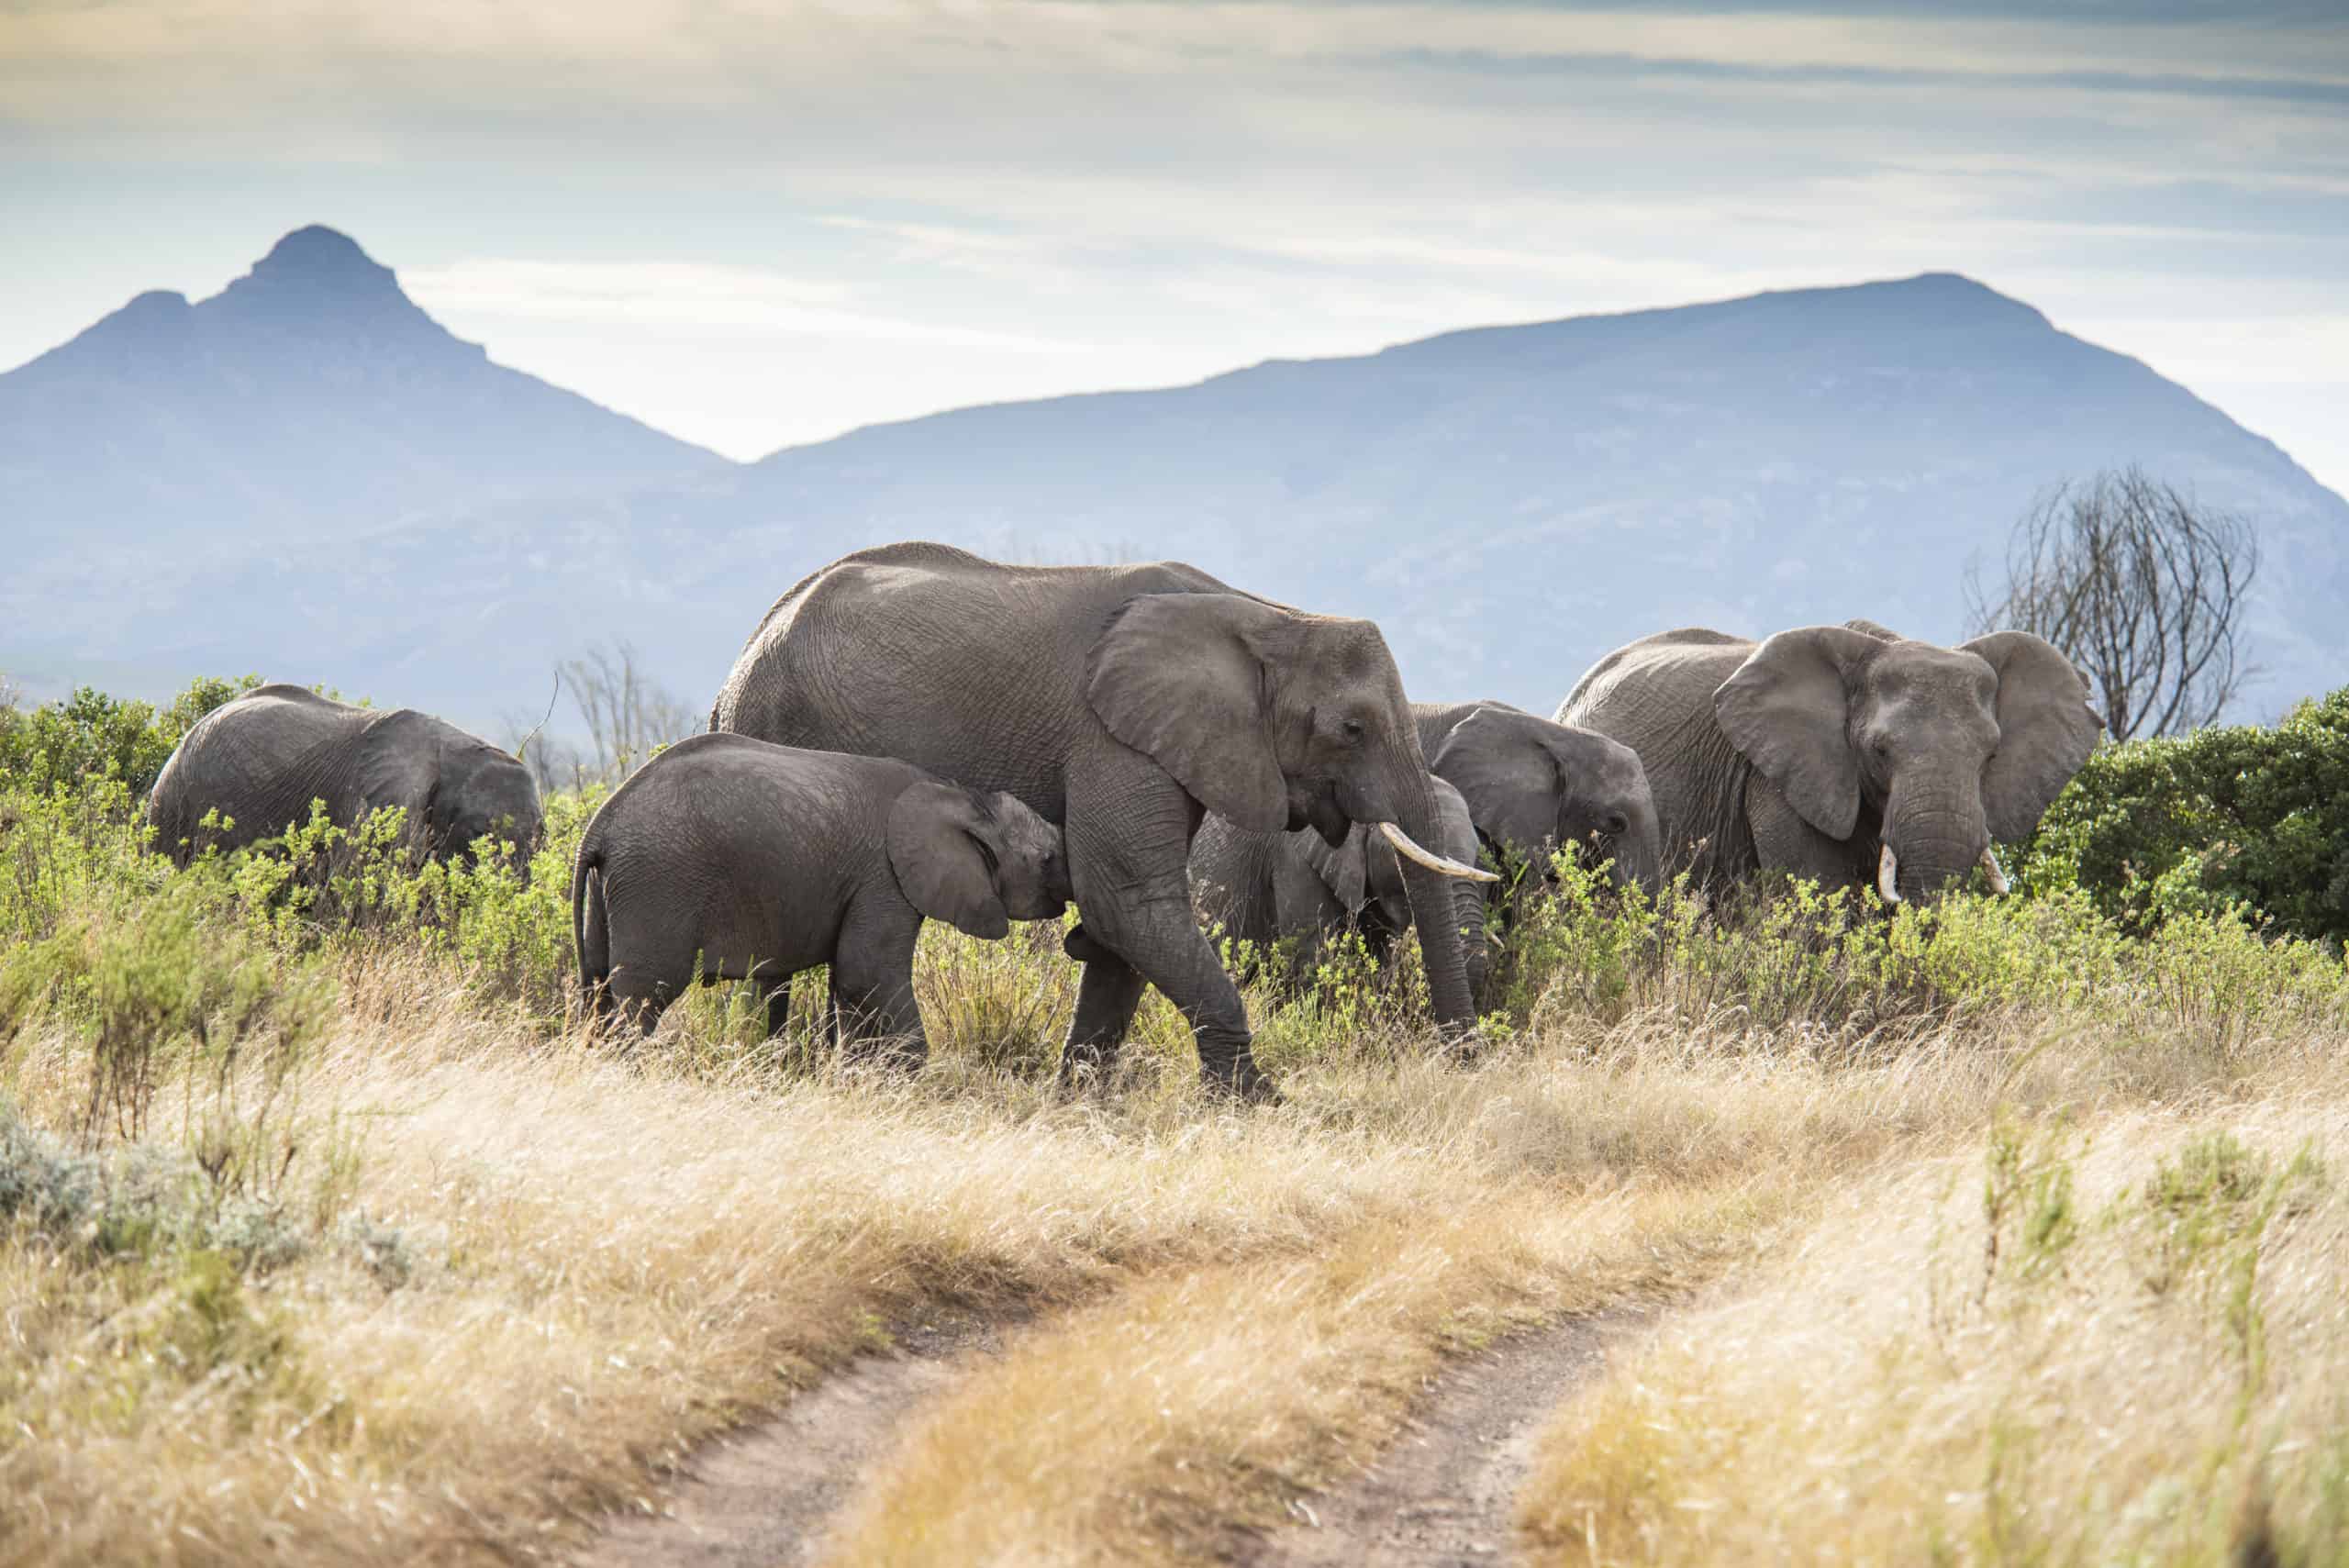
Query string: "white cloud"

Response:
xmin=403 ymin=257 xmax=1082 ymax=350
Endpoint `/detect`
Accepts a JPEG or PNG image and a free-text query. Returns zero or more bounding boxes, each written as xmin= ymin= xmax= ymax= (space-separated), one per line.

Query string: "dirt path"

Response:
xmin=1239 ymin=1313 xmax=1642 ymax=1568
xmin=575 ymin=1318 xmax=1000 ymax=1568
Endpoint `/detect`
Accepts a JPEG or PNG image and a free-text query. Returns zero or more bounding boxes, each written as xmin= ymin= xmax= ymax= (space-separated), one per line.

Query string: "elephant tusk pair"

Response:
xmin=1876 ymin=842 xmax=2012 ymax=906
xmin=1377 ymin=821 xmax=1500 ymax=882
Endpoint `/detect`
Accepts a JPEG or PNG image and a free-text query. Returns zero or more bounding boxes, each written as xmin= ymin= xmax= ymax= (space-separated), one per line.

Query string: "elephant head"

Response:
xmin=424 ymin=740 xmax=544 ymax=869
xmin=887 ymin=781 xmax=1072 ymax=940
xmin=1086 ymin=593 xmax=1496 ymax=1030
xmin=1712 ymin=626 xmax=2099 ymax=903
xmin=1296 ymin=774 xmax=1490 ymax=999
xmin=1428 ymin=705 xmax=1664 ymax=897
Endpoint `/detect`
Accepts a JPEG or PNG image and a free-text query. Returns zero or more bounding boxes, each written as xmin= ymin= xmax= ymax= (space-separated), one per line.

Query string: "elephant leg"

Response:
xmin=1060 ymin=924 xmax=1149 ymax=1084
xmin=1069 ymin=851 xmax=1268 ymax=1096
xmin=763 ymin=973 xmax=794 ymax=1040
xmin=1096 ymin=886 xmax=1269 ymax=1098
xmin=830 ymin=903 xmax=928 ymax=1068
xmin=602 ymin=967 xmax=673 ymax=1039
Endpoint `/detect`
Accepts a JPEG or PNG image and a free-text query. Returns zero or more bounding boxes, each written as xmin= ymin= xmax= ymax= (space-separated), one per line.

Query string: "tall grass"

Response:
xmin=0 ymin=765 xmax=2343 ymax=1566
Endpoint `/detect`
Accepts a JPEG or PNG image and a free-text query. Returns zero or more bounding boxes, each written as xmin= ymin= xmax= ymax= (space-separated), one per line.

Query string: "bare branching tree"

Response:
xmin=1965 ymin=466 xmax=2261 ymax=740
xmin=502 ymin=642 xmax=699 ymax=789
xmin=559 ymin=640 xmax=700 ymax=782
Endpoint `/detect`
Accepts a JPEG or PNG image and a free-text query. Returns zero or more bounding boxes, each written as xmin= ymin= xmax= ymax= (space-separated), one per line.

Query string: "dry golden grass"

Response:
xmin=1516 ymin=1076 xmax=2349 ymax=1565
xmin=4 ymin=898 xmax=2344 ymax=1568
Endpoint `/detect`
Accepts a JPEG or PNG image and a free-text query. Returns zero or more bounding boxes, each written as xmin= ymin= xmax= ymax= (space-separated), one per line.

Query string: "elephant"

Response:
xmin=571 ymin=733 xmax=1070 ymax=1054
xmin=147 ymin=684 xmax=541 ymax=871
xmin=709 ymin=541 xmax=1496 ymax=1099
xmin=1558 ymin=621 xmax=2101 ymax=904
xmin=1191 ymin=774 xmax=1489 ymax=999
xmin=1414 ymin=701 xmax=1664 ymax=902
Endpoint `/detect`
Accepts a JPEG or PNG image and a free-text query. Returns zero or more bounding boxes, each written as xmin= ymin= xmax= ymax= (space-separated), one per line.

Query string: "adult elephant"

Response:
xmin=1416 ymin=702 xmax=1663 ymax=899
xmin=1559 ymin=622 xmax=2099 ymax=904
xmin=148 ymin=684 xmax=542 ymax=870
xmin=710 ymin=542 xmax=1495 ymax=1097
xmin=1192 ymin=774 xmax=1488 ymax=999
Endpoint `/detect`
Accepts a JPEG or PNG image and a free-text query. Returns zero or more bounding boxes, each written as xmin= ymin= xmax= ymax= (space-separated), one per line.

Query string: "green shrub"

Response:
xmin=2015 ymin=688 xmax=2349 ymax=945
xmin=0 ymin=674 xmax=260 ymax=797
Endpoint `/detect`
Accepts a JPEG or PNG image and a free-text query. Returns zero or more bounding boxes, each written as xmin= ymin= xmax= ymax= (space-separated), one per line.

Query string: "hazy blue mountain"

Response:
xmin=5 ymin=247 xmax=2342 ymax=743
xmin=0 ymin=227 xmax=722 ymax=698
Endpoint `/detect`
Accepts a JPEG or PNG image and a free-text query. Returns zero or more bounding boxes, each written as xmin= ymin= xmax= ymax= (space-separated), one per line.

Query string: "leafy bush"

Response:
xmin=0 ymin=674 xmax=260 ymax=797
xmin=2014 ymin=687 xmax=2349 ymax=945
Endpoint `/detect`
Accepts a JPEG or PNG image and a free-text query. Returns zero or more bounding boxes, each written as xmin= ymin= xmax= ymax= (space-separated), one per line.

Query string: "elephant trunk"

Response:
xmin=1452 ymin=876 xmax=1491 ymax=1004
xmin=1883 ymin=782 xmax=1988 ymax=905
xmin=1385 ymin=769 xmax=1487 ymax=1037
xmin=1615 ymin=795 xmax=1666 ymax=900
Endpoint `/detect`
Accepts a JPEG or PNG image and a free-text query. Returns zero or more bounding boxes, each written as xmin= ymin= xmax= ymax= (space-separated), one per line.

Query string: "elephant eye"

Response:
xmin=1341 ymin=717 xmax=1366 ymax=742
xmin=1602 ymin=812 xmax=1630 ymax=838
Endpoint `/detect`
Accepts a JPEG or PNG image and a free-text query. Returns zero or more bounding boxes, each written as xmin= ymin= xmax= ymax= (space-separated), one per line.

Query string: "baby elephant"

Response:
xmin=572 ymin=734 xmax=1070 ymax=1058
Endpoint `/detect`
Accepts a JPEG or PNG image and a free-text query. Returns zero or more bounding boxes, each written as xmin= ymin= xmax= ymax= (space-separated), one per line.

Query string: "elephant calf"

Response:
xmin=1191 ymin=775 xmax=1489 ymax=999
xmin=572 ymin=733 xmax=1071 ymax=1056
xmin=148 ymin=684 xmax=541 ymax=870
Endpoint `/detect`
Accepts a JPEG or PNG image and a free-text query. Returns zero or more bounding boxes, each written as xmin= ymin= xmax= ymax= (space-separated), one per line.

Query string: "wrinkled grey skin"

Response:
xmin=1192 ymin=775 xmax=1487 ymax=999
xmin=148 ymin=684 xmax=541 ymax=872
xmin=1416 ymin=701 xmax=1664 ymax=902
xmin=1559 ymin=621 xmax=2100 ymax=903
xmin=709 ymin=542 xmax=1481 ymax=1098
xmin=573 ymin=733 xmax=1069 ymax=1057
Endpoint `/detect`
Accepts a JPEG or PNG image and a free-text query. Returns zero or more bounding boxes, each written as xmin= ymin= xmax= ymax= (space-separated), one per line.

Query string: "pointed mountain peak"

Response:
xmin=207 ymin=224 xmax=453 ymax=350
xmin=237 ymin=225 xmax=402 ymax=298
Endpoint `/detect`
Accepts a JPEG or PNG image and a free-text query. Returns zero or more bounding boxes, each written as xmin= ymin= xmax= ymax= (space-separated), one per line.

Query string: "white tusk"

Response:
xmin=1377 ymin=821 xmax=1500 ymax=882
xmin=1979 ymin=845 xmax=2010 ymax=895
xmin=1877 ymin=843 xmax=1902 ymax=906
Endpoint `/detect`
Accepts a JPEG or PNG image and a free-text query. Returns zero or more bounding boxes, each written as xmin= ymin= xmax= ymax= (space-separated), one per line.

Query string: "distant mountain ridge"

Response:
xmin=2 ymin=226 xmax=718 ymax=545
xmin=3 ymin=231 xmax=2341 ymax=736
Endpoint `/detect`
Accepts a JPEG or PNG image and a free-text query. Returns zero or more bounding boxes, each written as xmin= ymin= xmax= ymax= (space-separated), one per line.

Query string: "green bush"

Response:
xmin=0 ymin=674 xmax=260 ymax=797
xmin=2014 ymin=688 xmax=2349 ymax=945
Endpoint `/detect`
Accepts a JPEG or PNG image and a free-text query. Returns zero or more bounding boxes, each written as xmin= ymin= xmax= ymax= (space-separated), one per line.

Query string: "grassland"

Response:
xmin=1 ymin=774 xmax=2343 ymax=1566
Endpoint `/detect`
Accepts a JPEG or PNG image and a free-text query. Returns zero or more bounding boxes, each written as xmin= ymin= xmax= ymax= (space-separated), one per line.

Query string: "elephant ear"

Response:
xmin=886 ymin=779 xmax=1011 ymax=940
xmin=1960 ymin=631 xmax=2103 ymax=843
xmin=1712 ymin=627 xmax=1880 ymax=841
xmin=1295 ymin=824 xmax=1370 ymax=915
xmin=1430 ymin=708 xmax=1558 ymax=864
xmin=1085 ymin=593 xmax=1287 ymax=832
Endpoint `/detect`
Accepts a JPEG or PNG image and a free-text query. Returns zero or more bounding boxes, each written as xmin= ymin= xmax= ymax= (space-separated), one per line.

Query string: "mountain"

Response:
xmin=4 ymin=250 xmax=2342 ymax=740
xmin=0 ymin=226 xmax=723 ymax=694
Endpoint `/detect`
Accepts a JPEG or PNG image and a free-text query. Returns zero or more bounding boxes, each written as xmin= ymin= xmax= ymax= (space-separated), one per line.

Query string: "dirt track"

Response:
xmin=574 ymin=1318 xmax=998 ymax=1568
xmin=582 ymin=1311 xmax=1634 ymax=1567
xmin=1238 ymin=1314 xmax=1637 ymax=1568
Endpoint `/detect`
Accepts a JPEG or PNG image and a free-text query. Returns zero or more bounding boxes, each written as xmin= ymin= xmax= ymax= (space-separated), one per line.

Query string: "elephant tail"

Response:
xmin=573 ymin=843 xmax=611 ymax=1005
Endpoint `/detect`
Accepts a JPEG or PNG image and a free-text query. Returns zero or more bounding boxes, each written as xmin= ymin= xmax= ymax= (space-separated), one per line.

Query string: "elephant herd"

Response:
xmin=147 ymin=541 xmax=2102 ymax=1098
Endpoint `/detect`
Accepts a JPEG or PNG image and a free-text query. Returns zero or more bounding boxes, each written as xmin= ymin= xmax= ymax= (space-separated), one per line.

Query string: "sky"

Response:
xmin=4 ymin=0 xmax=2345 ymax=491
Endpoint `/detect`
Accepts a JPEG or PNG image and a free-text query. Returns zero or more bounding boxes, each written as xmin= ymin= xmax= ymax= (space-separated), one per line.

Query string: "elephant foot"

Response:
xmin=1197 ymin=1035 xmax=1280 ymax=1105
xmin=1436 ymin=1018 xmax=1488 ymax=1065
xmin=1056 ymin=1040 xmax=1121 ymax=1095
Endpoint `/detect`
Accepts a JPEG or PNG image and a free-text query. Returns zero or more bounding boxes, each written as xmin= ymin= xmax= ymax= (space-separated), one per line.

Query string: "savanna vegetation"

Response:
xmin=0 ymin=676 xmax=2343 ymax=1566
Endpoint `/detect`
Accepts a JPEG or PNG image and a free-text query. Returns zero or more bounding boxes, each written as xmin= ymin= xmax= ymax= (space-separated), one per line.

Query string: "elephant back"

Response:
xmin=709 ymin=544 xmax=1247 ymax=820
xmin=149 ymin=685 xmax=371 ymax=860
xmin=1558 ymin=632 xmax=1758 ymax=889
